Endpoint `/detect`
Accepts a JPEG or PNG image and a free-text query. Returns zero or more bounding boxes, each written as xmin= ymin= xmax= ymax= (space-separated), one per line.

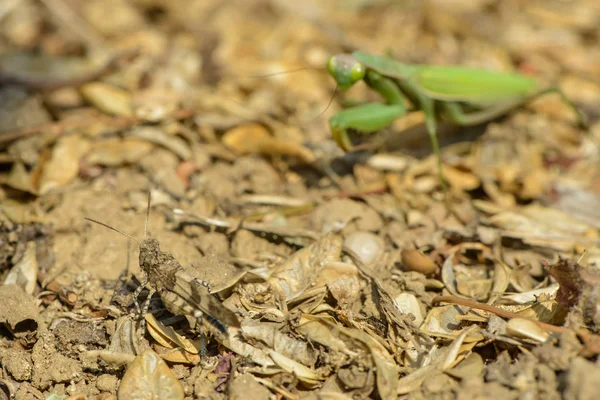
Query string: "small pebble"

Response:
xmin=344 ymin=231 xmax=384 ymax=267
xmin=96 ymin=374 xmax=118 ymax=393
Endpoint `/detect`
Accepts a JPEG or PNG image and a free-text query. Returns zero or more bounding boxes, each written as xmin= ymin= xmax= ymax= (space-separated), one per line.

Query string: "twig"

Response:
xmin=329 ymin=182 xmax=388 ymax=199
xmin=237 ymin=204 xmax=316 ymax=223
xmin=171 ymin=209 xmax=320 ymax=241
xmin=237 ymin=194 xmax=312 ymax=208
xmin=432 ymin=295 xmax=567 ymax=334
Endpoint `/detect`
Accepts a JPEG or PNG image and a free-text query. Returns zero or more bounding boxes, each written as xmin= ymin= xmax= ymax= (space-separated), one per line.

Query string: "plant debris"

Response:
xmin=1 ymin=0 xmax=600 ymax=399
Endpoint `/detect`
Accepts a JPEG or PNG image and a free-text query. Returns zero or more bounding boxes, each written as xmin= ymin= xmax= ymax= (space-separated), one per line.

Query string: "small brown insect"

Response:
xmin=85 ymin=192 xmax=240 ymax=337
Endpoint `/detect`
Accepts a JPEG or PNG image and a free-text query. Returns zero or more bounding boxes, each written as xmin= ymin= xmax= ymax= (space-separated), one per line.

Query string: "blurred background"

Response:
xmin=1 ymin=1 xmax=600 ymax=398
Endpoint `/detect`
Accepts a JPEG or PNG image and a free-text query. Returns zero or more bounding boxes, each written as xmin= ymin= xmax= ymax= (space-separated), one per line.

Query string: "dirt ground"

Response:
xmin=1 ymin=0 xmax=600 ymax=399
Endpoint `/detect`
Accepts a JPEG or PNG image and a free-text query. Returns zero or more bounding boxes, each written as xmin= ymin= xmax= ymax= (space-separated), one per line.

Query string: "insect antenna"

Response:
xmin=144 ymin=191 xmax=151 ymax=239
xmin=84 ymin=217 xmax=141 ymax=245
xmin=247 ymin=66 xmax=327 ymax=79
xmin=311 ymin=83 xmax=338 ymax=121
xmin=238 ymin=66 xmax=341 ymax=122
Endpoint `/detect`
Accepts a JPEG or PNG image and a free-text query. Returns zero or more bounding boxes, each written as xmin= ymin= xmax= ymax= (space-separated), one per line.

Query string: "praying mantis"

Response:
xmin=326 ymin=51 xmax=587 ymax=187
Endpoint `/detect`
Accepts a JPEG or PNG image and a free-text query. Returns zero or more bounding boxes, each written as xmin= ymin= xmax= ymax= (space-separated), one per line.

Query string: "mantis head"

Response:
xmin=327 ymin=54 xmax=366 ymax=91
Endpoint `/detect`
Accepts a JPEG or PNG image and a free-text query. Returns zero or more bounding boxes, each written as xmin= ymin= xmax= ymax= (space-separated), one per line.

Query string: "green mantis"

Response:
xmin=327 ymin=51 xmax=587 ymax=188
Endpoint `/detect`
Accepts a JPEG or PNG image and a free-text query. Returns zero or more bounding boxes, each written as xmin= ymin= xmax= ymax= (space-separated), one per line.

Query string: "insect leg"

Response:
xmin=442 ymin=88 xmax=587 ymax=129
xmin=329 ymin=103 xmax=407 ymax=151
xmin=442 ymin=99 xmax=550 ymax=126
xmin=419 ymin=99 xmax=447 ymax=191
xmin=139 ymin=288 xmax=155 ymax=336
xmin=195 ymin=279 xmax=211 ymax=291
xmin=132 ymin=279 xmax=147 ymax=315
xmin=363 ymin=69 xmax=409 ymax=106
xmin=132 ymin=280 xmax=154 ymax=336
xmin=528 ymin=87 xmax=587 ymax=129
xmin=330 ymin=69 xmax=409 ymax=151
xmin=109 ymin=239 xmax=133 ymax=305
xmin=198 ymin=314 xmax=207 ymax=359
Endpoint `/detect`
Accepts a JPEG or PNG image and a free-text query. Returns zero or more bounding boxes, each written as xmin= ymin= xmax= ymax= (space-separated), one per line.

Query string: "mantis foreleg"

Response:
xmin=330 ymin=70 xmax=448 ymax=190
xmin=329 ymin=70 xmax=409 ymax=151
xmin=329 ymin=103 xmax=407 ymax=150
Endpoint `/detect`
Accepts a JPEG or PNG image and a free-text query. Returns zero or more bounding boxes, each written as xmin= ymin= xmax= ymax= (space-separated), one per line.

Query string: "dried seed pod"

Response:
xmin=401 ymin=249 xmax=437 ymax=275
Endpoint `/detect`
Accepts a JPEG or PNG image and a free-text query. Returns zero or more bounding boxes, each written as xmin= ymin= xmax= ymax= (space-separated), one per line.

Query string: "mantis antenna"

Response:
xmin=311 ymin=83 xmax=338 ymax=121
xmin=247 ymin=66 xmax=327 ymax=79
xmin=238 ymin=66 xmax=340 ymax=122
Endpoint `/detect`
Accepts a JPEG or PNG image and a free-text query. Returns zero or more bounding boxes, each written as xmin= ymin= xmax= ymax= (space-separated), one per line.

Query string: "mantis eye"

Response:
xmin=327 ymin=54 xmax=366 ymax=90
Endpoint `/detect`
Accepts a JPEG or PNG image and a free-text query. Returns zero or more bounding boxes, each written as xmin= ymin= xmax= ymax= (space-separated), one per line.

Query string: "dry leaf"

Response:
xmin=421 ymin=305 xmax=485 ymax=341
xmin=443 ymin=165 xmax=480 ymax=191
xmin=222 ymin=123 xmax=316 ymax=163
xmin=394 ymin=293 xmax=424 ymax=326
xmin=108 ymin=316 xmax=139 ymax=357
xmin=216 ymin=326 xmax=276 ymax=367
xmin=318 ymin=262 xmax=361 ymax=306
xmin=299 ymin=315 xmax=398 ymax=400
xmin=267 ymin=350 xmax=324 ymax=385
xmin=445 ymin=352 xmax=485 ymax=380
xmin=130 ymin=126 xmax=191 ymax=160
xmin=86 ymin=137 xmax=153 ymax=166
xmin=296 ymin=316 xmax=355 ymax=356
xmin=397 ymin=326 xmax=479 ymax=394
xmin=4 ymin=241 xmax=38 ymax=294
xmin=241 ymin=320 xmax=317 ymax=367
xmin=506 ymin=318 xmax=550 ymax=343
xmin=39 ymin=135 xmax=91 ymax=194
xmin=117 ymin=350 xmax=185 ymax=400
xmin=264 ymin=233 xmax=343 ymax=301
xmin=488 ymin=204 xmax=598 ymax=251
xmin=145 ymin=314 xmax=200 ymax=365
xmin=80 ymin=82 xmax=133 ymax=117
xmin=3 ymin=161 xmax=37 ymax=194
